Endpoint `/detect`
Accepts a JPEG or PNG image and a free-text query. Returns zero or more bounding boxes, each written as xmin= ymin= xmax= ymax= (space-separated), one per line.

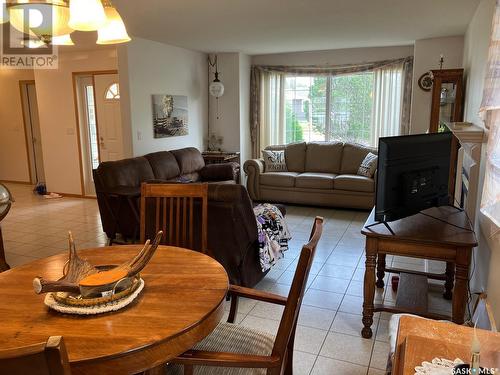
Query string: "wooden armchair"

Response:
xmin=168 ymin=216 xmax=324 ymax=375
xmin=140 ymin=183 xmax=208 ymax=254
xmin=0 ymin=336 xmax=71 ymax=375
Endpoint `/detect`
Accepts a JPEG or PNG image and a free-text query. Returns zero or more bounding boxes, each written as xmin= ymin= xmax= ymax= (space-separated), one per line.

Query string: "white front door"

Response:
xmin=94 ymin=74 xmax=124 ymax=162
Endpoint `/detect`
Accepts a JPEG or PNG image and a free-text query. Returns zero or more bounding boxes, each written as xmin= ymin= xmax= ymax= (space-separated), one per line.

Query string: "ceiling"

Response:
xmin=113 ymin=0 xmax=480 ymax=55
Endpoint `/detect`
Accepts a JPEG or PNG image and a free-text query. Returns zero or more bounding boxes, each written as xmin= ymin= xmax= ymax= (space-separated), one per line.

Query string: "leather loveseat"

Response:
xmin=244 ymin=141 xmax=377 ymax=209
xmin=93 ymin=147 xmax=269 ymax=287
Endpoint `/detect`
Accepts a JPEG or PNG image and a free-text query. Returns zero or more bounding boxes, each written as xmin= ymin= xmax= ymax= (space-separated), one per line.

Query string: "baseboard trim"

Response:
xmin=52 ymin=192 xmax=97 ymax=200
xmin=0 ymin=180 xmax=32 ymax=185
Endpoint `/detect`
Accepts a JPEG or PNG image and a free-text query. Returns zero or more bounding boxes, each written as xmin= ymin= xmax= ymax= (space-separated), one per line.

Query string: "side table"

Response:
xmin=360 ymin=206 xmax=477 ymax=339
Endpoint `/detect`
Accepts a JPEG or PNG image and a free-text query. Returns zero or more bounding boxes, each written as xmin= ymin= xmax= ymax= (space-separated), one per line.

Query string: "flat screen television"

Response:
xmin=374 ymin=132 xmax=453 ymax=223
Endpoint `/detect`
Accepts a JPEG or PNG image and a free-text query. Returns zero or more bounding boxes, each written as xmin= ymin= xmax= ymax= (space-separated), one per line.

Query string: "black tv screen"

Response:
xmin=375 ymin=132 xmax=453 ymax=223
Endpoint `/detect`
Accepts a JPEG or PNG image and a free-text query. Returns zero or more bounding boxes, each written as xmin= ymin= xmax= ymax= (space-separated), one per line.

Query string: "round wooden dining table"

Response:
xmin=0 ymin=245 xmax=229 ymax=374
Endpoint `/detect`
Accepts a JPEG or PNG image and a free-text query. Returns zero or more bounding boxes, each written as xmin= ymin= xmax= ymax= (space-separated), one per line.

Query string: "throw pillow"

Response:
xmin=262 ymin=150 xmax=287 ymax=172
xmin=357 ymin=152 xmax=378 ymax=177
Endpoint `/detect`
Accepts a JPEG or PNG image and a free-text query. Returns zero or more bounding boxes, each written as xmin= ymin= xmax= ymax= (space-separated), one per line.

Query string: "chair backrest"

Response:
xmin=0 ymin=336 xmax=71 ymax=375
xmin=272 ymin=216 xmax=323 ymax=361
xmin=140 ymin=183 xmax=208 ymax=253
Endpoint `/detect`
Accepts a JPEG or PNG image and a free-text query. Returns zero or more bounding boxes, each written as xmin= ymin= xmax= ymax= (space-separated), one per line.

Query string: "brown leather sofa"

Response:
xmin=244 ymin=141 xmax=377 ymax=209
xmin=93 ymin=147 xmax=269 ymax=286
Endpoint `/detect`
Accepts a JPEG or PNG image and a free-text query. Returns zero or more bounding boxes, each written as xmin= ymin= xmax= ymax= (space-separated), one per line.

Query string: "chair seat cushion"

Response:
xmin=260 ymin=172 xmax=299 ymax=187
xmin=295 ymin=172 xmax=336 ymax=189
xmin=167 ymin=322 xmax=274 ymax=374
xmin=334 ymin=174 xmax=374 ymax=192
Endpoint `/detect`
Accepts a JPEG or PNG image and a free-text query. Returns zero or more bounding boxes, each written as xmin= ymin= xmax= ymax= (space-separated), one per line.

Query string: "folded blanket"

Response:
xmin=253 ymin=203 xmax=292 ymax=272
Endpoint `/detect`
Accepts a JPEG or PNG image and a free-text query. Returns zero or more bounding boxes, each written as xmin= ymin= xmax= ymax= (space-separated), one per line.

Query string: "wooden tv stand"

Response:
xmin=360 ymin=206 xmax=477 ymax=339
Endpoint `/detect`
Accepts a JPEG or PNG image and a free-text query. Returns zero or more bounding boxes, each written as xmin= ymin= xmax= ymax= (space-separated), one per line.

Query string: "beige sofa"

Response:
xmin=244 ymin=142 xmax=377 ymax=209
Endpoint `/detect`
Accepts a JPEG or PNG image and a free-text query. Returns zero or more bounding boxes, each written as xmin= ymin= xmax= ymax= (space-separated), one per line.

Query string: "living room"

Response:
xmin=0 ymin=0 xmax=499 ymax=374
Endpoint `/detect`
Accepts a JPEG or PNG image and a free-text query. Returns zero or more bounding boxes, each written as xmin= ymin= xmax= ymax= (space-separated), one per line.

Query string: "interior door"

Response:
xmin=94 ymin=74 xmax=124 ymax=162
xmin=21 ymin=82 xmax=45 ymax=184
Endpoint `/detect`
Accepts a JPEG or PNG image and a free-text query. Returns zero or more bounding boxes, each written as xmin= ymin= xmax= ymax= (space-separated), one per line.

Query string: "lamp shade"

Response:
xmin=51 ymin=33 xmax=74 ymax=45
xmin=209 ymin=81 xmax=224 ymax=98
xmin=96 ymin=5 xmax=130 ymax=45
xmin=68 ymin=0 xmax=106 ymax=31
xmin=1 ymin=0 xmax=8 ymax=24
xmin=9 ymin=1 xmax=73 ymax=37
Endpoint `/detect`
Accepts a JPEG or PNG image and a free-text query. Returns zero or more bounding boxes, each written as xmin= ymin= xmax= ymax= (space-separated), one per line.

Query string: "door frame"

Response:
xmin=19 ymin=79 xmax=42 ymax=185
xmin=72 ymin=70 xmax=118 ymax=197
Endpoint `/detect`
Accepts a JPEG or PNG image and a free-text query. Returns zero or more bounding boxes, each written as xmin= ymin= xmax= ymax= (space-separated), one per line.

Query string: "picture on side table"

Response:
xmin=152 ymin=94 xmax=188 ymax=138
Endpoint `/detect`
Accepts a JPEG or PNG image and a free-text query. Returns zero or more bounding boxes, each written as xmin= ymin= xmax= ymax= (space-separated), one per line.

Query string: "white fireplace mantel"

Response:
xmin=447 ymin=122 xmax=485 ymax=225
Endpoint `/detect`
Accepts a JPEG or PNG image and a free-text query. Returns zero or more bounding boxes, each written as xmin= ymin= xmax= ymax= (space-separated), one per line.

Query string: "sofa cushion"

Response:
xmin=171 ymin=147 xmax=205 ymax=174
xmin=334 ymin=174 xmax=375 ymax=193
xmin=144 ymin=151 xmax=181 ymax=180
xmin=340 ymin=143 xmax=377 ymax=174
xmin=358 ymin=152 xmax=378 ymax=178
xmin=305 ymin=142 xmax=343 ymax=173
xmin=95 ymin=157 xmax=155 ymax=189
xmin=262 ymin=150 xmax=287 ymax=172
xmin=284 ymin=142 xmax=306 ymax=172
xmin=260 ymin=172 xmax=299 ymax=187
xmin=295 ymin=172 xmax=336 ymax=189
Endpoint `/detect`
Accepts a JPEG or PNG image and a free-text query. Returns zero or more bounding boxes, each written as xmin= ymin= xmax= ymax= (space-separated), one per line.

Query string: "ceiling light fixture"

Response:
xmin=8 ymin=0 xmax=73 ymax=38
xmin=208 ymin=55 xmax=224 ymax=98
xmin=208 ymin=55 xmax=225 ymax=121
xmin=96 ymin=0 xmax=130 ymax=45
xmin=51 ymin=32 xmax=73 ymax=45
xmin=5 ymin=0 xmax=131 ymax=46
xmin=1 ymin=0 xmax=8 ymax=24
xmin=68 ymin=0 xmax=106 ymax=31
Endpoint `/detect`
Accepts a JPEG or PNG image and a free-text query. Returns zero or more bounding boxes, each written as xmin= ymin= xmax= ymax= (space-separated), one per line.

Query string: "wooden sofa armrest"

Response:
xmin=174 ymin=350 xmax=281 ymax=369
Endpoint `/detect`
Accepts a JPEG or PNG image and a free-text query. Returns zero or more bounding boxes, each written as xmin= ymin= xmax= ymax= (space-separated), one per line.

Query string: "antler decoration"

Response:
xmin=33 ymin=231 xmax=163 ymax=298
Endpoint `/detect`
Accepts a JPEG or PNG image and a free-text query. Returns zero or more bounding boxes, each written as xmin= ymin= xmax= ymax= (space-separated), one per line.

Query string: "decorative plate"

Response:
xmin=418 ymin=72 xmax=434 ymax=91
xmin=44 ymin=277 xmax=144 ymax=315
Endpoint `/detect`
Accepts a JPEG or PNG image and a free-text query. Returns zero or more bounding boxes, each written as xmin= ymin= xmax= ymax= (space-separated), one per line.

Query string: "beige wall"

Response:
xmin=209 ymin=53 xmax=241 ymax=153
xmin=34 ymin=49 xmax=118 ymax=195
xmin=462 ymin=0 xmax=500 ymax=322
xmin=239 ymin=53 xmax=252 ymax=170
xmin=251 ymin=45 xmax=414 ymax=66
xmin=118 ymin=38 xmax=208 ymax=156
xmin=410 ymin=36 xmax=465 ymax=134
xmin=0 ymin=69 xmax=35 ymax=183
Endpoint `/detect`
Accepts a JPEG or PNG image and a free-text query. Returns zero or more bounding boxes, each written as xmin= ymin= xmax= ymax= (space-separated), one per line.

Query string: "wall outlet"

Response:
xmin=137 ymin=130 xmax=143 ymax=140
xmin=66 ymin=128 xmax=75 ymax=135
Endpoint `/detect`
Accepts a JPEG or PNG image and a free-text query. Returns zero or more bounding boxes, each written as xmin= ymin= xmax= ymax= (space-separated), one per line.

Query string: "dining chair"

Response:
xmin=168 ymin=216 xmax=324 ymax=375
xmin=0 ymin=336 xmax=71 ymax=375
xmin=140 ymin=183 xmax=208 ymax=254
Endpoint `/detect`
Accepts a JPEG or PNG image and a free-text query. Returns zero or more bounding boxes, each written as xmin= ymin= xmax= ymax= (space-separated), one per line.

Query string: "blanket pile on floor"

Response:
xmin=253 ymin=203 xmax=291 ymax=272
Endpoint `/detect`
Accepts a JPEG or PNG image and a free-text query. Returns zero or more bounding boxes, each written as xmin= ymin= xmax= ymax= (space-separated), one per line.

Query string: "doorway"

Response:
xmin=75 ymin=72 xmax=124 ymax=196
xmin=20 ymin=81 xmax=45 ymax=185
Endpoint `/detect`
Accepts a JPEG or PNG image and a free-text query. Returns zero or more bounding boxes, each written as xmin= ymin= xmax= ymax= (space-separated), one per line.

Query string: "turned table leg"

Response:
xmin=443 ymin=261 xmax=455 ymax=300
xmin=376 ymin=254 xmax=386 ymax=288
xmin=452 ymin=247 xmax=472 ymax=325
xmin=362 ymin=237 xmax=377 ymax=339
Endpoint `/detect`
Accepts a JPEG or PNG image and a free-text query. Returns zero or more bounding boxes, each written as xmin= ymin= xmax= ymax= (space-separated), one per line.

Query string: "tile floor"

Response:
xmin=1 ymin=183 xmax=451 ymax=375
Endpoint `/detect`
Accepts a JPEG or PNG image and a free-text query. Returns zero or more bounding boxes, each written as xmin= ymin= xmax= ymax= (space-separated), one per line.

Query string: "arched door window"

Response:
xmin=105 ymin=83 xmax=120 ymax=100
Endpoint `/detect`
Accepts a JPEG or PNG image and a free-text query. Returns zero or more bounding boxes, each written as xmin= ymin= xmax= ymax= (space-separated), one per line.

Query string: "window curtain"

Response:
xmin=259 ymin=72 xmax=286 ymax=151
xmin=479 ymin=0 xmax=500 ymax=228
xmin=250 ymin=57 xmax=414 ymax=158
xmin=371 ymin=58 xmax=413 ymax=143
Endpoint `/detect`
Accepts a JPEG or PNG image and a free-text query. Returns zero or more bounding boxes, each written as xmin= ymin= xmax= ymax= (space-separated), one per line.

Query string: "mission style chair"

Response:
xmin=168 ymin=216 xmax=324 ymax=375
xmin=0 ymin=336 xmax=71 ymax=375
xmin=140 ymin=183 xmax=208 ymax=254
